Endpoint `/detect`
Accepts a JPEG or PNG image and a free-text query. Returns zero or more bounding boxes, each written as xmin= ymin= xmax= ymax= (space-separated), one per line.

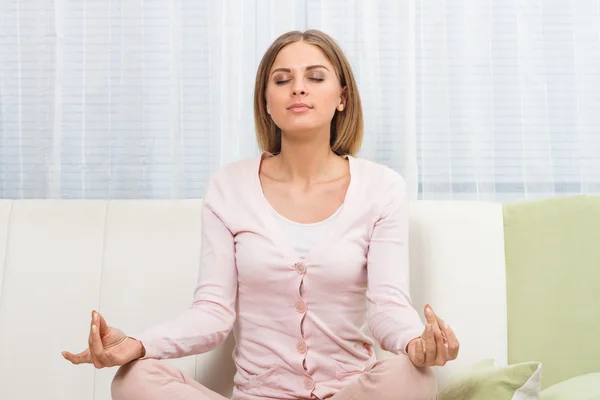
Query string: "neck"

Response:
xmin=277 ymin=129 xmax=336 ymax=183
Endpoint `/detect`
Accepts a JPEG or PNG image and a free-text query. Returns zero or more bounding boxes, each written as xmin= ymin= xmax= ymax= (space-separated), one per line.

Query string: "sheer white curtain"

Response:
xmin=0 ymin=0 xmax=417 ymax=199
xmin=416 ymin=0 xmax=600 ymax=201
xmin=2 ymin=1 xmax=599 ymax=201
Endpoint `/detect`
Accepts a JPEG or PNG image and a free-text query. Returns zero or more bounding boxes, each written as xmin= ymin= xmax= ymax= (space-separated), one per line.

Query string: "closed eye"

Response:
xmin=275 ymin=78 xmax=325 ymax=85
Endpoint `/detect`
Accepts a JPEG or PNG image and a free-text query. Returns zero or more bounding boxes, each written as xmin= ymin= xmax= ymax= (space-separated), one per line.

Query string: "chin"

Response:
xmin=277 ymin=119 xmax=325 ymax=133
xmin=282 ymin=124 xmax=316 ymax=132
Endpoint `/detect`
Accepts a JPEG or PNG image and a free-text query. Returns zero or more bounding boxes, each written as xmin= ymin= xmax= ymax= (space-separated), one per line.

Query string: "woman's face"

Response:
xmin=265 ymin=41 xmax=346 ymax=137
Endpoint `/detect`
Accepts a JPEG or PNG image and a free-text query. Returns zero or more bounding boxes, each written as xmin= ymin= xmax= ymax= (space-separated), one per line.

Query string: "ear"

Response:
xmin=337 ymin=86 xmax=348 ymax=111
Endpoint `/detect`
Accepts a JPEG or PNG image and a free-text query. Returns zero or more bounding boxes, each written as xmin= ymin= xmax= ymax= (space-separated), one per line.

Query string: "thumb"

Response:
xmin=424 ymin=304 xmax=437 ymax=325
xmin=96 ymin=311 xmax=110 ymax=337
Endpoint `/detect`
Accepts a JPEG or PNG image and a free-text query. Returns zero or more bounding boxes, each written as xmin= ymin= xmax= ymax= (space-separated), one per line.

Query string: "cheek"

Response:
xmin=265 ymin=92 xmax=275 ymax=112
xmin=265 ymin=86 xmax=279 ymax=106
xmin=316 ymin=85 xmax=342 ymax=108
xmin=313 ymin=92 xmax=340 ymax=117
xmin=266 ymin=91 xmax=290 ymax=116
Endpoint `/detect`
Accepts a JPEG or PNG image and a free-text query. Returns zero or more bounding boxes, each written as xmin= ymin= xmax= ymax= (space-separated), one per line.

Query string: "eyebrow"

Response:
xmin=270 ymin=65 xmax=329 ymax=76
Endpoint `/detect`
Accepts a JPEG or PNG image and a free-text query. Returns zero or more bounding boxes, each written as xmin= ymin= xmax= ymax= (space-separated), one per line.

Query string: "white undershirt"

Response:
xmin=270 ymin=205 xmax=342 ymax=258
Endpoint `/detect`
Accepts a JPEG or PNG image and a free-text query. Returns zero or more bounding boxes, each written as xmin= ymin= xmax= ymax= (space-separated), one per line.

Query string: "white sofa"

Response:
xmin=0 ymin=199 xmax=508 ymax=400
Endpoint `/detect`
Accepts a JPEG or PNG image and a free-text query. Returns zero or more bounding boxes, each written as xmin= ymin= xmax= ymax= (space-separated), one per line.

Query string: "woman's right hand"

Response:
xmin=62 ymin=310 xmax=145 ymax=369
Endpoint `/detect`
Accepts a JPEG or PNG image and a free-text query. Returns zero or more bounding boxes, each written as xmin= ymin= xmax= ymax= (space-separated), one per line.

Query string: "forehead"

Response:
xmin=270 ymin=41 xmax=334 ymax=72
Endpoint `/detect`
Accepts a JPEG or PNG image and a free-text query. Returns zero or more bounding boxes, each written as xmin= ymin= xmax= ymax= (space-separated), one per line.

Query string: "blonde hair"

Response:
xmin=253 ymin=29 xmax=363 ymax=156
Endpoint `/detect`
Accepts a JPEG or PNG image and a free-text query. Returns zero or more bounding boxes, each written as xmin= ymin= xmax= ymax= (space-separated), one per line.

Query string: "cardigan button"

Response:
xmin=294 ymin=262 xmax=306 ymax=275
xmin=304 ymin=377 xmax=314 ymax=390
xmin=296 ymin=341 xmax=307 ymax=354
xmin=295 ymin=300 xmax=306 ymax=314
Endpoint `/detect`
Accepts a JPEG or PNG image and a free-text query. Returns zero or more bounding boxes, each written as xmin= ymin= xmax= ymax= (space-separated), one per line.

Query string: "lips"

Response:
xmin=288 ymin=103 xmax=313 ymax=112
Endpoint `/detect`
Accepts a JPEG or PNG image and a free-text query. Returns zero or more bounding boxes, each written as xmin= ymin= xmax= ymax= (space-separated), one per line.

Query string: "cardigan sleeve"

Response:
xmin=131 ymin=173 xmax=238 ymax=359
xmin=366 ymin=172 xmax=424 ymax=355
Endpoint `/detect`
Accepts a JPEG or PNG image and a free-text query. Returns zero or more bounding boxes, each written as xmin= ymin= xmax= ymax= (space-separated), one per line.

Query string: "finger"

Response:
xmin=88 ymin=312 xmax=97 ymax=365
xmin=410 ymin=338 xmax=426 ymax=367
xmin=62 ymin=349 xmax=91 ymax=365
xmin=425 ymin=305 xmax=445 ymax=344
xmin=433 ymin=323 xmax=447 ymax=366
xmin=436 ymin=316 xmax=451 ymax=342
xmin=443 ymin=324 xmax=460 ymax=360
xmin=62 ymin=349 xmax=89 ymax=364
xmin=435 ymin=315 xmax=453 ymax=354
xmin=423 ymin=323 xmax=436 ymax=365
xmin=435 ymin=314 xmax=446 ymax=330
xmin=436 ymin=314 xmax=459 ymax=359
xmin=88 ymin=311 xmax=107 ymax=368
xmin=424 ymin=305 xmax=437 ymax=325
xmin=90 ymin=319 xmax=109 ymax=368
xmin=97 ymin=311 xmax=109 ymax=337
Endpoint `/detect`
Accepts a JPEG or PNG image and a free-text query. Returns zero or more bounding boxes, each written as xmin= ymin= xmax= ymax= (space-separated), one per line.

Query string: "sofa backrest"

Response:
xmin=0 ymin=199 xmax=508 ymax=400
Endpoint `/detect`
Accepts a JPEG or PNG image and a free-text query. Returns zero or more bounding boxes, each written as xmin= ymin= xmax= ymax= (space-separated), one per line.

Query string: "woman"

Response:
xmin=63 ymin=29 xmax=459 ymax=400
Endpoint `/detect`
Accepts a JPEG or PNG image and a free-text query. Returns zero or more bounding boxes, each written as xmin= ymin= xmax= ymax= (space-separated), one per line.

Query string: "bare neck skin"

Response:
xmin=273 ymin=128 xmax=345 ymax=187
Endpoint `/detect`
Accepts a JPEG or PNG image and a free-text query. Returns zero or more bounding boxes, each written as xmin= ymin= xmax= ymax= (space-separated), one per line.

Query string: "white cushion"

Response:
xmin=93 ymin=200 xmax=207 ymax=399
xmin=406 ymin=201 xmax=508 ymax=383
xmin=0 ymin=200 xmax=11 ymax=304
xmin=0 ymin=200 xmax=107 ymax=400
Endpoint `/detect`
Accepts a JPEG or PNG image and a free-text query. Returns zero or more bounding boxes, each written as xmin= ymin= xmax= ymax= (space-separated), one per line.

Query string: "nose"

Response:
xmin=292 ymin=89 xmax=306 ymax=96
xmin=292 ymin=78 xmax=307 ymax=97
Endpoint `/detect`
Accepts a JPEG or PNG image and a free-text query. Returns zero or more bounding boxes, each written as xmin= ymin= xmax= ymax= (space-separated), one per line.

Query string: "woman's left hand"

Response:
xmin=407 ymin=305 xmax=459 ymax=367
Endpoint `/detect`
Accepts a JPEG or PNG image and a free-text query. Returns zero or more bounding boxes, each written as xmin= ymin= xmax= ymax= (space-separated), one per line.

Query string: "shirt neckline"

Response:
xmin=253 ymin=151 xmax=358 ymax=262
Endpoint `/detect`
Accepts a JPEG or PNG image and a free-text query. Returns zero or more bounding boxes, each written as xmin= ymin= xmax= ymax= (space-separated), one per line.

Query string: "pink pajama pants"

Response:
xmin=111 ymin=354 xmax=437 ymax=400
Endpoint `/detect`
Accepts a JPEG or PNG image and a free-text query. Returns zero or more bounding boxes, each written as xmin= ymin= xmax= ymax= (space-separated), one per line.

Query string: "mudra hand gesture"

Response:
xmin=407 ymin=305 xmax=459 ymax=367
xmin=62 ymin=310 xmax=144 ymax=369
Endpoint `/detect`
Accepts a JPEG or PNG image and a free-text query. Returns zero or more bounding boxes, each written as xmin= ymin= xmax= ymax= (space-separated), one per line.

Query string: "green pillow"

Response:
xmin=540 ymin=373 xmax=600 ymax=400
xmin=503 ymin=195 xmax=600 ymax=388
xmin=438 ymin=359 xmax=542 ymax=400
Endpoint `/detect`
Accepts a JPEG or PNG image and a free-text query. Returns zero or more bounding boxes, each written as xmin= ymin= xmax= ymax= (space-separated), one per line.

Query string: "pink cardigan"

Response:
xmin=135 ymin=152 xmax=424 ymax=400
